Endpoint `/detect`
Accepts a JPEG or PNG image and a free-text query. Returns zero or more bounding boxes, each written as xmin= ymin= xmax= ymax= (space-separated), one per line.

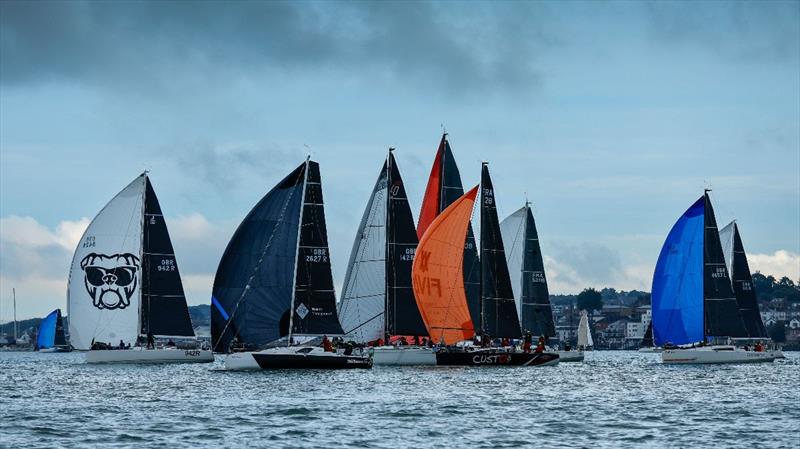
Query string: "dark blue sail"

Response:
xmin=36 ymin=309 xmax=59 ymax=350
xmin=211 ymin=163 xmax=306 ymax=352
xmin=652 ymin=198 xmax=705 ymax=346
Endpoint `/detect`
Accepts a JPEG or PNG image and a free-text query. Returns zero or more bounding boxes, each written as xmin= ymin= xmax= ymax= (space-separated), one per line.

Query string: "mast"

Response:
xmin=13 ymin=288 xmax=17 ymax=340
xmin=288 ymin=157 xmax=310 ymax=345
xmin=139 ymin=172 xmax=147 ymax=339
xmin=479 ymin=162 xmax=486 ymax=336
xmin=384 ymin=149 xmax=392 ymax=339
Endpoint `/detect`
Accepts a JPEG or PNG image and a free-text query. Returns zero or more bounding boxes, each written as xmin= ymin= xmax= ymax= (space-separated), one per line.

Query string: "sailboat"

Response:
xmin=36 ymin=309 xmax=71 ymax=352
xmin=653 ymin=192 xmax=775 ymax=364
xmin=500 ymin=203 xmax=583 ymax=362
xmin=68 ymin=173 xmax=213 ymax=363
xmin=719 ymin=221 xmax=784 ymax=359
xmin=338 ymin=149 xmax=434 ymax=365
xmin=212 ymin=158 xmax=371 ymax=370
xmin=418 ymin=133 xmax=481 ymax=328
xmin=637 ymin=321 xmax=662 ymax=353
xmin=413 ymin=163 xmax=559 ymax=367
xmin=576 ymin=310 xmax=593 ymax=350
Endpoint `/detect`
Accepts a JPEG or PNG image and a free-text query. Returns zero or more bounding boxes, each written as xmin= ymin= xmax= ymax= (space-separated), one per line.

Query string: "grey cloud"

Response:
xmin=550 ymin=241 xmax=625 ymax=287
xmin=644 ymin=0 xmax=799 ymax=63
xmin=0 ymin=0 xmax=552 ymax=94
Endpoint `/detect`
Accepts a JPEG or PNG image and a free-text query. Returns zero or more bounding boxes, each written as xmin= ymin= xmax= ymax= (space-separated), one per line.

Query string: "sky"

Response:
xmin=1 ymin=0 xmax=798 ymax=320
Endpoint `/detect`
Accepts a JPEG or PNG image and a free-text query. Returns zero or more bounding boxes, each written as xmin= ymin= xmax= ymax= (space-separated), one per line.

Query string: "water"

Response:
xmin=1 ymin=351 xmax=798 ymax=448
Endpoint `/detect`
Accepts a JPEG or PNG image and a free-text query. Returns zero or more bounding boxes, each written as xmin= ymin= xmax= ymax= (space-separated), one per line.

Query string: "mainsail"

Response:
xmin=500 ymin=205 xmax=555 ymax=337
xmin=479 ymin=163 xmax=522 ymax=338
xmin=652 ymin=193 xmax=747 ymax=346
xmin=639 ymin=320 xmax=654 ymax=348
xmin=37 ymin=309 xmax=67 ymax=350
xmin=339 ymin=151 xmax=427 ymax=342
xmin=719 ymin=221 xmax=768 ymax=338
xmin=418 ymin=134 xmax=481 ymax=328
xmin=67 ymin=173 xmax=194 ymax=350
xmin=212 ymin=159 xmax=343 ymax=352
xmin=413 ymin=186 xmax=478 ymax=345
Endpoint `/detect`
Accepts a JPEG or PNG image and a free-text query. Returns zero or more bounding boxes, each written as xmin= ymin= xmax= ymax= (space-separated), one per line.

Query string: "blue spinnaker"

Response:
xmin=652 ymin=197 xmax=704 ymax=346
xmin=36 ymin=309 xmax=59 ymax=350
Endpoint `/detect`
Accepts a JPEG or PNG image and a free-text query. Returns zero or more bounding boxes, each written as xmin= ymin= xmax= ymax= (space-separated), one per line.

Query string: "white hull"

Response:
xmin=38 ymin=347 xmax=72 ymax=353
xmin=768 ymin=349 xmax=785 ymax=359
xmin=86 ymin=347 xmax=213 ymax=364
xmin=638 ymin=347 xmax=663 ymax=353
xmin=223 ymin=346 xmax=372 ymax=371
xmin=554 ymin=350 xmax=584 ymax=362
xmin=662 ymin=346 xmax=775 ymax=364
xmin=372 ymin=346 xmax=436 ymax=365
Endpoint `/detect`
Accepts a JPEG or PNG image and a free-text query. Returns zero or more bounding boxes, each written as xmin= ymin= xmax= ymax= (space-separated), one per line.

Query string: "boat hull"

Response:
xmin=638 ymin=347 xmax=663 ymax=353
xmin=372 ymin=346 xmax=436 ymax=365
xmin=86 ymin=348 xmax=213 ymax=364
xmin=224 ymin=347 xmax=372 ymax=370
xmin=435 ymin=349 xmax=560 ymax=367
xmin=555 ymin=350 xmax=584 ymax=362
xmin=38 ymin=347 xmax=72 ymax=353
xmin=662 ymin=346 xmax=775 ymax=364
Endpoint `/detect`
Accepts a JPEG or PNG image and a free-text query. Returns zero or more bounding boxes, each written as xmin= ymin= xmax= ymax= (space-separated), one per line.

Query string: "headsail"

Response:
xmin=211 ymin=163 xmax=306 ymax=352
xmin=290 ymin=161 xmax=344 ymax=336
xmin=479 ymin=164 xmax=522 ymax=338
xmin=418 ymin=134 xmax=481 ymax=328
xmin=501 ymin=205 xmax=555 ymax=337
xmin=719 ymin=221 xmax=768 ymax=338
xmin=702 ymin=193 xmax=747 ymax=339
xmin=141 ymin=177 xmax=194 ymax=338
xmin=413 ymin=186 xmax=479 ymax=344
xmin=68 ymin=175 xmax=145 ymax=350
xmin=639 ymin=320 xmax=654 ymax=348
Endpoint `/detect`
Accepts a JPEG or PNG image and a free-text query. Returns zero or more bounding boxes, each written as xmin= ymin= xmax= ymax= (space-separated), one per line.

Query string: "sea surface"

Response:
xmin=1 ymin=351 xmax=798 ymax=448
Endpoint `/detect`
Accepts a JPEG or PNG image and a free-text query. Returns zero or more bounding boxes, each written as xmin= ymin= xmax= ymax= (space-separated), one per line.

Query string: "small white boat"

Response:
xmin=223 ymin=346 xmax=371 ymax=370
xmin=555 ymin=349 xmax=584 ymax=362
xmin=662 ymin=345 xmax=775 ymax=364
xmin=372 ymin=345 xmax=436 ymax=365
xmin=86 ymin=346 xmax=213 ymax=364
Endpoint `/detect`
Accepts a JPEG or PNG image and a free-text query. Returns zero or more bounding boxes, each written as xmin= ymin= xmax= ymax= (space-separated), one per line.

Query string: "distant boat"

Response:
xmin=413 ymin=163 xmax=558 ymax=367
xmin=212 ymin=158 xmax=371 ymax=370
xmin=653 ymin=192 xmax=774 ymax=364
xmin=417 ymin=133 xmax=481 ymax=328
xmin=36 ymin=309 xmax=71 ymax=353
xmin=67 ymin=173 xmax=212 ymax=364
xmin=500 ymin=203 xmax=583 ymax=362
xmin=577 ymin=310 xmax=593 ymax=351
xmin=337 ymin=149 xmax=434 ymax=365
xmin=719 ymin=220 xmax=784 ymax=359
xmin=637 ymin=321 xmax=662 ymax=353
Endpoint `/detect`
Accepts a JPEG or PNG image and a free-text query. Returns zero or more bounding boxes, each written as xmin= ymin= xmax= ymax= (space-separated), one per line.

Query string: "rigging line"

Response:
xmin=214 ymin=169 xmax=304 ymax=350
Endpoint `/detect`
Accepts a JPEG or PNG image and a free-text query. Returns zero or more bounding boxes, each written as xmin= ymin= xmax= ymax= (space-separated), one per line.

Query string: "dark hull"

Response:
xmin=252 ymin=353 xmax=373 ymax=369
xmin=436 ymin=349 xmax=559 ymax=366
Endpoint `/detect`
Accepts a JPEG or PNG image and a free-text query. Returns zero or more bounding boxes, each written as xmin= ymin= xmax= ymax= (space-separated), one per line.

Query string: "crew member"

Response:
xmin=523 ymin=332 xmax=532 ymax=353
xmin=322 ymin=335 xmax=333 ymax=352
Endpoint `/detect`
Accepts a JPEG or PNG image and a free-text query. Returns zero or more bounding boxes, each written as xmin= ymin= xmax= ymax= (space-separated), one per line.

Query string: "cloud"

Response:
xmin=543 ymin=242 xmax=652 ymax=294
xmin=748 ymin=250 xmax=800 ymax=281
xmin=0 ymin=0 xmax=552 ymax=95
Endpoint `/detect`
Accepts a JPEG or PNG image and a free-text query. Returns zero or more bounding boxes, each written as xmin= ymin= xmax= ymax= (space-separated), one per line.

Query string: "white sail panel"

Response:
xmin=719 ymin=220 xmax=736 ymax=281
xmin=67 ymin=176 xmax=145 ymax=350
xmin=577 ymin=310 xmax=593 ymax=348
xmin=500 ymin=207 xmax=527 ymax=319
xmin=337 ymin=172 xmax=387 ymax=343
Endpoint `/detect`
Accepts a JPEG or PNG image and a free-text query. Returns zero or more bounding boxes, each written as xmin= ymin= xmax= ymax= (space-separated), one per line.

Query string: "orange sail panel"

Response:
xmin=416 ymin=137 xmax=444 ymax=239
xmin=412 ymin=185 xmax=478 ymax=344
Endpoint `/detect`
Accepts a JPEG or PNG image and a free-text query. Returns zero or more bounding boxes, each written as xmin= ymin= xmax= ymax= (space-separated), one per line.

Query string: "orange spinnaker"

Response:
xmin=416 ymin=138 xmax=443 ymax=239
xmin=412 ymin=185 xmax=478 ymax=345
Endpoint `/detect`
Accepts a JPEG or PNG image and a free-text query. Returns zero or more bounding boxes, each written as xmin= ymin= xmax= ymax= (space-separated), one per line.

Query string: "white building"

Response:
xmin=626 ymin=322 xmax=646 ymax=339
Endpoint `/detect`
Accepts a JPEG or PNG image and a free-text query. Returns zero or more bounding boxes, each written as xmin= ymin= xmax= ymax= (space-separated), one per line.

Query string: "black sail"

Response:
xmin=730 ymin=223 xmax=768 ymax=338
xmin=211 ymin=163 xmax=305 ymax=352
xmin=141 ymin=177 xmax=195 ymax=337
xmin=54 ymin=310 xmax=67 ymax=347
xmin=640 ymin=321 xmax=654 ymax=348
xmin=702 ymin=193 xmax=748 ymax=338
xmin=386 ymin=152 xmax=428 ymax=336
xmin=520 ymin=207 xmax=556 ymax=337
xmin=439 ymin=136 xmax=482 ymax=330
xmin=480 ymin=164 xmax=522 ymax=338
xmin=291 ymin=161 xmax=345 ymax=336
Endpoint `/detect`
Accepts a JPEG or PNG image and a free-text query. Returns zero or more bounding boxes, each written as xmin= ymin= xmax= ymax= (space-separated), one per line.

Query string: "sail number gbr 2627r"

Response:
xmin=305 ymin=248 xmax=329 ymax=263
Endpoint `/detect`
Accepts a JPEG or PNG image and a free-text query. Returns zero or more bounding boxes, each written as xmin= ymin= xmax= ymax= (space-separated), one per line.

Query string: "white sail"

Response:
xmin=337 ymin=170 xmax=387 ymax=343
xmin=577 ymin=310 xmax=593 ymax=348
xmin=500 ymin=206 xmax=527 ymax=319
xmin=67 ymin=176 xmax=145 ymax=350
xmin=719 ymin=220 xmax=736 ymax=281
